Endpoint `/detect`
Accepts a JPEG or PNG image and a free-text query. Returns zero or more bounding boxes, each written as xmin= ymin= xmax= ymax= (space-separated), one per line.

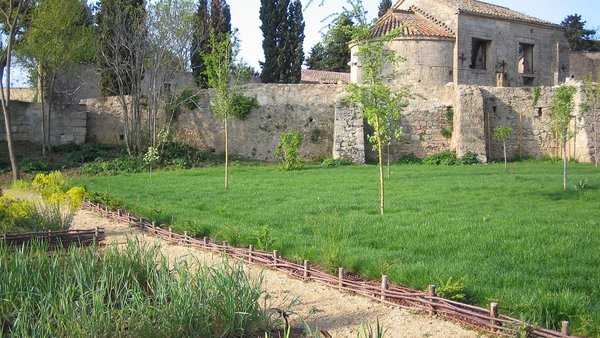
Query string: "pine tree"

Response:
xmin=378 ymin=0 xmax=392 ymax=18
xmin=306 ymin=13 xmax=353 ymax=72
xmin=191 ymin=0 xmax=230 ymax=88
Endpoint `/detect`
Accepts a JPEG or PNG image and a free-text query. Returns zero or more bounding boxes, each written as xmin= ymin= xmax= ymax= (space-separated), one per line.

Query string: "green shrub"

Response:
xmin=231 ymin=94 xmax=259 ymax=120
xmin=321 ymin=157 xmax=351 ymax=168
xmin=440 ymin=128 xmax=452 ymax=138
xmin=436 ymin=277 xmax=468 ymax=302
xmin=161 ymin=141 xmax=209 ymax=167
xmin=79 ymin=156 xmax=146 ymax=176
xmin=19 ymin=158 xmax=50 ymax=173
xmin=460 ymin=151 xmax=479 ymax=165
xmin=87 ymin=191 xmax=123 ymax=210
xmin=396 ymin=153 xmax=422 ymax=165
xmin=423 ymin=150 xmax=459 ymax=165
xmin=275 ymin=130 xmax=304 ymax=170
xmin=254 ymin=226 xmax=276 ymax=251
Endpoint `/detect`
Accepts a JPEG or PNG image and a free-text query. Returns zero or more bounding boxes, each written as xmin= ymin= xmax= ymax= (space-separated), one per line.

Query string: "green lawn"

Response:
xmin=72 ymin=162 xmax=600 ymax=335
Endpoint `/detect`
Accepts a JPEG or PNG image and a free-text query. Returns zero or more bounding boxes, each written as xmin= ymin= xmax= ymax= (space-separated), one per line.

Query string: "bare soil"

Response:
xmin=70 ymin=207 xmax=486 ymax=338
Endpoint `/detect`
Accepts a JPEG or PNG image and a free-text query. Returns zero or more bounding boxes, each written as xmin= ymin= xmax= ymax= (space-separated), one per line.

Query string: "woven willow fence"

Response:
xmin=82 ymin=200 xmax=577 ymax=338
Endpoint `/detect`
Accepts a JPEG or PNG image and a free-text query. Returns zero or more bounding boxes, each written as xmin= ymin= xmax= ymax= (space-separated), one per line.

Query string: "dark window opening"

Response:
xmin=470 ymin=38 xmax=490 ymax=70
xmin=518 ymin=43 xmax=534 ymax=75
xmin=119 ymin=134 xmax=124 ymax=141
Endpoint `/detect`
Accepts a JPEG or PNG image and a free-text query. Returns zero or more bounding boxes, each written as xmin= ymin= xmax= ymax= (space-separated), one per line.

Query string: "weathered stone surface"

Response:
xmin=0 ymin=101 xmax=87 ymax=145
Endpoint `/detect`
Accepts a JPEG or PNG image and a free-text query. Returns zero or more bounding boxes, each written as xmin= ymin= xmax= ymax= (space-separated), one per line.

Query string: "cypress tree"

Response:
xmin=259 ymin=0 xmax=281 ymax=83
xmin=191 ymin=0 xmax=230 ymax=88
xmin=286 ymin=0 xmax=304 ymax=83
xmin=378 ymin=0 xmax=392 ymax=18
xmin=260 ymin=0 xmax=304 ymax=83
xmin=306 ymin=13 xmax=353 ymax=72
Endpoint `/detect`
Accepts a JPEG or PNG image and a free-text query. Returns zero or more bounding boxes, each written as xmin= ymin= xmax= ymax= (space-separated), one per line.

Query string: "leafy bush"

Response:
xmin=321 ymin=157 xmax=351 ymax=168
xmin=0 ymin=193 xmax=74 ymax=234
xmin=440 ymin=128 xmax=452 ymax=138
xmin=0 ymin=194 xmax=36 ymax=233
xmin=275 ymin=130 xmax=304 ymax=170
xmin=435 ymin=277 xmax=468 ymax=302
xmin=161 ymin=141 xmax=209 ymax=168
xmin=52 ymin=142 xmax=111 ymax=164
xmin=254 ymin=226 xmax=276 ymax=251
xmin=423 ymin=150 xmax=459 ymax=165
xmin=79 ymin=156 xmax=147 ymax=176
xmin=396 ymin=153 xmax=422 ymax=165
xmin=87 ymin=191 xmax=123 ymax=210
xmin=19 ymin=158 xmax=50 ymax=173
xmin=231 ymin=94 xmax=259 ymax=120
xmin=32 ymin=171 xmax=67 ymax=199
xmin=460 ymin=151 xmax=479 ymax=165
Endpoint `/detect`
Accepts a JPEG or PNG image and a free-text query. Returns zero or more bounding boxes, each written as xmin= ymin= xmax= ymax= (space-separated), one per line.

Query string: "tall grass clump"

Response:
xmin=0 ymin=240 xmax=271 ymax=337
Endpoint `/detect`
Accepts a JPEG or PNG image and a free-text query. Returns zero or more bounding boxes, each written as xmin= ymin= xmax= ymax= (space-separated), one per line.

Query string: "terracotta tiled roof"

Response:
xmin=371 ymin=9 xmax=455 ymax=38
xmin=301 ymin=69 xmax=350 ymax=84
xmin=397 ymin=0 xmax=560 ymax=27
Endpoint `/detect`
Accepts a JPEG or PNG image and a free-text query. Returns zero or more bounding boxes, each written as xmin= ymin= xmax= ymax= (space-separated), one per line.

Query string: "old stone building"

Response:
xmin=351 ymin=0 xmax=570 ymax=89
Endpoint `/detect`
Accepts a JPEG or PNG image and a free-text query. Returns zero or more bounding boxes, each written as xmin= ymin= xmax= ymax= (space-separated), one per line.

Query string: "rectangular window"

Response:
xmin=518 ymin=43 xmax=534 ymax=74
xmin=470 ymin=38 xmax=490 ymax=70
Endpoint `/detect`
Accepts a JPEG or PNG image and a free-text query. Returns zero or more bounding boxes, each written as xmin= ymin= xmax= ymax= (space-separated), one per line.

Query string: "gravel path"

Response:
xmin=72 ymin=208 xmax=485 ymax=338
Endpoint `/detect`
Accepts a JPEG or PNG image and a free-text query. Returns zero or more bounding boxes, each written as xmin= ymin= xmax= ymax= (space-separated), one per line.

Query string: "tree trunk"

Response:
xmin=503 ymin=139 xmax=507 ymax=171
xmin=387 ymin=143 xmax=390 ymax=179
xmin=595 ymin=106 xmax=598 ymax=167
xmin=47 ymin=73 xmax=56 ymax=153
xmin=224 ymin=117 xmax=229 ymax=190
xmin=375 ymin=116 xmax=384 ymax=215
xmin=562 ymin=141 xmax=567 ymax=191
xmin=1 ymin=27 xmax=20 ymax=182
xmin=39 ymin=65 xmax=47 ymax=158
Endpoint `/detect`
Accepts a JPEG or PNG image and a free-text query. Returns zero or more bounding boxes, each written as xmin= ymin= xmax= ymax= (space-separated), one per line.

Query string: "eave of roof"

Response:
xmin=371 ymin=9 xmax=455 ymax=39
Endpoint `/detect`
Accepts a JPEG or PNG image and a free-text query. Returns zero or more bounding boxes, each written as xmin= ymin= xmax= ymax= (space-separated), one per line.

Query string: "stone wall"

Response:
xmin=82 ymin=96 xmax=129 ymax=145
xmin=82 ymin=85 xmax=338 ymax=161
xmin=0 ymin=101 xmax=86 ymax=145
xmin=480 ymin=85 xmax=592 ymax=162
xmin=171 ymin=84 xmax=338 ymax=162
xmin=333 ymin=93 xmax=365 ymax=163
xmin=570 ymin=52 xmax=600 ymax=82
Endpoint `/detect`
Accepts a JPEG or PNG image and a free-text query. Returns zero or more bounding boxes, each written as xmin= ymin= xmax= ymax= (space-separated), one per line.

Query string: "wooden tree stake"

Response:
xmin=490 ymin=303 xmax=498 ymax=329
xmin=561 ymin=321 xmax=570 ymax=336
xmin=428 ymin=285 xmax=436 ymax=315
xmin=303 ymin=260 xmax=310 ymax=279
xmin=381 ymin=275 xmax=389 ymax=300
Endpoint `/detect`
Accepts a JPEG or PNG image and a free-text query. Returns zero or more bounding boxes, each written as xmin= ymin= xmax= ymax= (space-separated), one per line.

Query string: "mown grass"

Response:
xmin=72 ymin=162 xmax=600 ymax=335
xmin=0 ymin=240 xmax=271 ymax=337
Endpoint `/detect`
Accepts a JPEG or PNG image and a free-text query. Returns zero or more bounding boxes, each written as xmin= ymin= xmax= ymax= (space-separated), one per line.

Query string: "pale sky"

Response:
xmin=9 ymin=0 xmax=600 ymax=87
xmin=232 ymin=0 xmax=600 ymax=71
